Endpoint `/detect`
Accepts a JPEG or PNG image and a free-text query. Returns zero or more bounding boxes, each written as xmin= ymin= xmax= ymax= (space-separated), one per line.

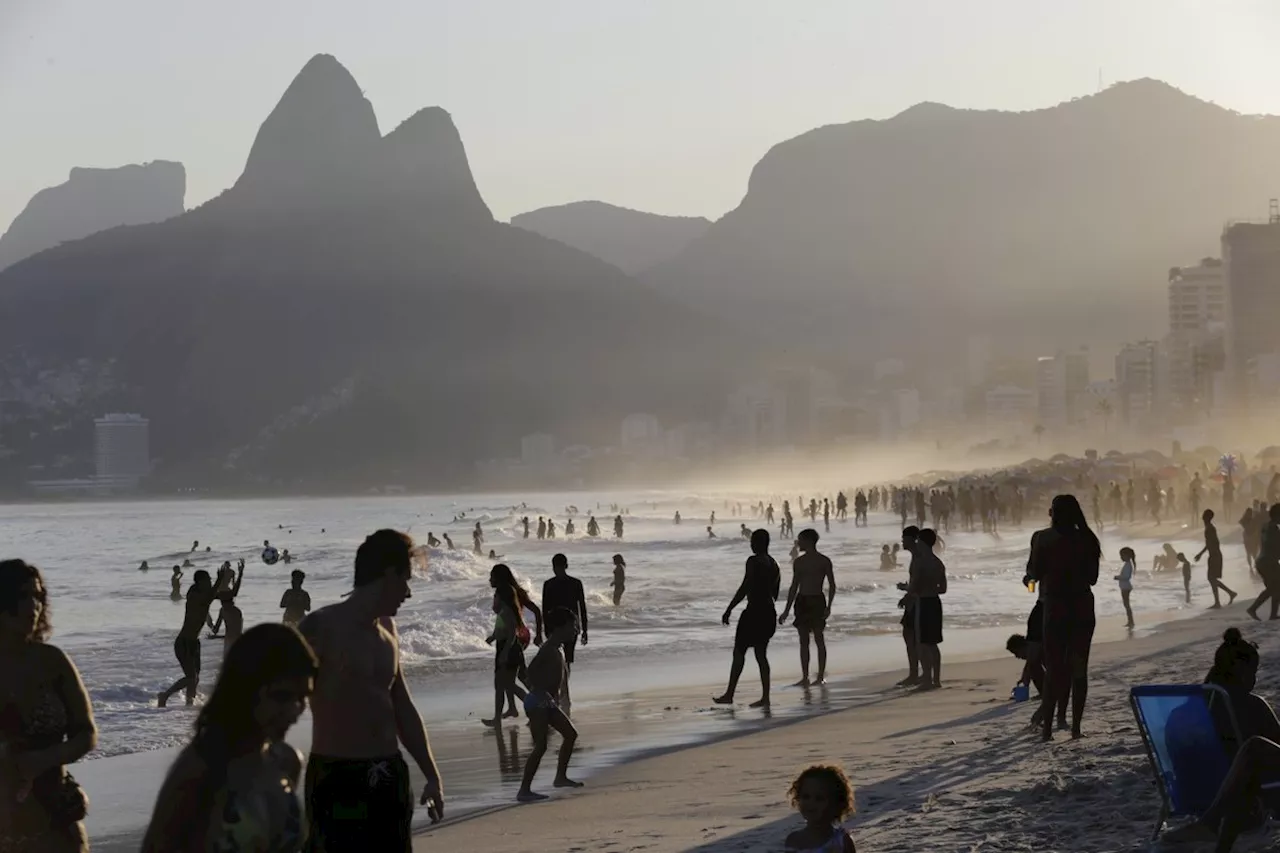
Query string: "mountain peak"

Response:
xmin=379 ymin=107 xmax=491 ymax=221
xmin=235 ymin=54 xmax=381 ymax=200
xmin=0 ymin=160 xmax=186 ymax=271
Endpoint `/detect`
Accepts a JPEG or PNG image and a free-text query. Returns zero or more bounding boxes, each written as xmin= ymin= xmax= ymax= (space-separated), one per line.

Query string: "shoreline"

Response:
xmin=413 ymin=599 xmax=1263 ymax=852
xmin=76 ymin=590 xmax=1213 ymax=851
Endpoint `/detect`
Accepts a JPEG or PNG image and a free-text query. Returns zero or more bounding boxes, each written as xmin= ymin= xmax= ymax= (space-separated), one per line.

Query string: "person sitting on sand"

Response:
xmin=516 ymin=608 xmax=584 ymax=802
xmin=1152 ymin=543 xmax=1179 ymax=572
xmin=785 ymin=764 xmax=857 ymax=852
xmin=1162 ymin=628 xmax=1280 ymax=850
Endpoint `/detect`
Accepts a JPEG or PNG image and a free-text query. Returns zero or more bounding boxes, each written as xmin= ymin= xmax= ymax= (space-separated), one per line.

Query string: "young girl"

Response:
xmin=785 ymin=764 xmax=856 ymax=852
xmin=1116 ymin=547 xmax=1135 ymax=628
xmin=484 ymin=579 xmax=533 ymax=727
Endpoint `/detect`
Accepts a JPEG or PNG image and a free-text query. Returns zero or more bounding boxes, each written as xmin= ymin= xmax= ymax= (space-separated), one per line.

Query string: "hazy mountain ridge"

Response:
xmin=646 ymin=78 xmax=1280 ymax=356
xmin=0 ymin=55 xmax=747 ymax=490
xmin=511 ymin=201 xmax=711 ymax=274
xmin=0 ymin=161 xmax=186 ymax=272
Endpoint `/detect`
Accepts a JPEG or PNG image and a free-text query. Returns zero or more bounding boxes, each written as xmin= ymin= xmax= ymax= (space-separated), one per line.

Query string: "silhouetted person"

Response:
xmin=1197 ymin=509 xmax=1237 ymax=609
xmin=1026 ymin=494 xmax=1100 ymax=741
xmin=778 ymin=529 xmax=835 ymax=686
xmin=1248 ymin=503 xmax=1280 ymax=621
xmin=714 ymin=529 xmax=780 ymax=708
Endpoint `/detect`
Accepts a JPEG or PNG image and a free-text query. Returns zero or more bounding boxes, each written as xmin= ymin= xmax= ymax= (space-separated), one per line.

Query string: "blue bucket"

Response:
xmin=1011 ymin=684 xmax=1030 ymax=703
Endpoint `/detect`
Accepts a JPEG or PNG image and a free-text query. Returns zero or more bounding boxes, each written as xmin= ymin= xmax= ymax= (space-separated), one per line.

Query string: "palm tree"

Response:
xmin=1096 ymin=398 xmax=1114 ymax=433
xmin=1033 ymin=423 xmax=1045 ymax=444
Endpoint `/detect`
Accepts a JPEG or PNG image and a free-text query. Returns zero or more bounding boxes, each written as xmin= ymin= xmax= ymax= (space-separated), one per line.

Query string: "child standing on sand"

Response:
xmin=785 ymin=765 xmax=857 ymax=852
xmin=1116 ymin=547 xmax=1135 ymax=628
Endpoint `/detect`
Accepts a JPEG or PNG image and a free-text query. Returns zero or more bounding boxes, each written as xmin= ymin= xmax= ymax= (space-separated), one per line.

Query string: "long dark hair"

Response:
xmin=490 ymin=564 xmax=534 ymax=610
xmin=0 ymin=559 xmax=51 ymax=641
xmin=493 ymin=582 xmax=526 ymax=631
xmin=196 ymin=623 xmax=317 ymax=747
xmin=1049 ymin=494 xmax=1101 ymax=559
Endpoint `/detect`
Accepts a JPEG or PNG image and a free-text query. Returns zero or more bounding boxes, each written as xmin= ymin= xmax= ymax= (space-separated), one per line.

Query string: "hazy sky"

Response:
xmin=2 ymin=1 xmax=1278 ymax=232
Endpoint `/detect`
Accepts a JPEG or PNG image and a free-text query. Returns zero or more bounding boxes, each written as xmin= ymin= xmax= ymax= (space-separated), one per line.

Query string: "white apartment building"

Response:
xmin=94 ymin=413 xmax=150 ymax=485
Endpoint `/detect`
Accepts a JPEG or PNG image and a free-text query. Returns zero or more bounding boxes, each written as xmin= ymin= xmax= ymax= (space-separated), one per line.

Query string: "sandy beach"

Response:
xmin=414 ymin=604 xmax=1279 ymax=852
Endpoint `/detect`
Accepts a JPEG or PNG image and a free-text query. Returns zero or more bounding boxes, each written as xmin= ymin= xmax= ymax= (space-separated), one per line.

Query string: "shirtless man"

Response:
xmin=516 ymin=609 xmax=584 ymax=802
xmin=299 ymin=529 xmax=443 ymax=852
xmin=157 ymin=569 xmax=218 ymax=707
xmin=778 ymin=529 xmax=836 ymax=686
xmin=280 ymin=569 xmax=311 ymax=626
xmin=907 ymin=528 xmax=948 ymax=690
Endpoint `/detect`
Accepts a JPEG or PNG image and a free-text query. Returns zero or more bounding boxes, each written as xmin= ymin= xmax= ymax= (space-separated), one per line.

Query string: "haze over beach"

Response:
xmin=4 ymin=3 xmax=1280 ymax=852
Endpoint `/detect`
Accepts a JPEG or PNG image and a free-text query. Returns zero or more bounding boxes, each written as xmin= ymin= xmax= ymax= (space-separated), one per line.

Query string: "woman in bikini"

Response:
xmin=0 ymin=559 xmax=98 ymax=853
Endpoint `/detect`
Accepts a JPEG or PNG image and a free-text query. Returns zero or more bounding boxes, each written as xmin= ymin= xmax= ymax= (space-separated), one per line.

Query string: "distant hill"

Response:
xmin=0 ymin=162 xmax=185 ymax=271
xmin=644 ymin=79 xmax=1280 ymax=358
xmin=512 ymin=201 xmax=710 ymax=274
xmin=0 ymin=55 xmax=749 ymax=490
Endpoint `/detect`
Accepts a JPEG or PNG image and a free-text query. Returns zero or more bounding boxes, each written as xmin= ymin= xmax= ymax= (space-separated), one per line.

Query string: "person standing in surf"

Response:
xmin=714 ymin=529 xmax=781 ymax=708
xmin=541 ymin=554 xmax=588 ymax=703
xmin=158 ymin=569 xmax=218 ymax=707
xmin=778 ymin=529 xmax=836 ymax=687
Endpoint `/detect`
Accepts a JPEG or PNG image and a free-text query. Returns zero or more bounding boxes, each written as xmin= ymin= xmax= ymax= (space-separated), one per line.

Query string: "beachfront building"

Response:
xmin=984 ymin=385 xmax=1034 ymax=429
xmin=1034 ymin=348 xmax=1089 ymax=430
xmin=1168 ymin=259 xmax=1226 ymax=335
xmin=620 ymin=413 xmax=663 ymax=454
xmin=1223 ymin=204 xmax=1280 ymax=401
xmin=1114 ymin=341 xmax=1170 ymax=428
xmin=94 ymin=413 xmax=150 ymax=487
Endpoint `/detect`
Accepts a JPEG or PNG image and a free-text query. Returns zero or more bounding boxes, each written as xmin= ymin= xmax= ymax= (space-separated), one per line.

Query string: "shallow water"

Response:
xmin=0 ymin=491 xmax=1217 ymax=757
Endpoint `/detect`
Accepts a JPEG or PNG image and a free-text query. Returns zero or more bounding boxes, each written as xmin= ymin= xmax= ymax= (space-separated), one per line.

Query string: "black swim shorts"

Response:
xmin=305 ymin=753 xmax=413 ymax=853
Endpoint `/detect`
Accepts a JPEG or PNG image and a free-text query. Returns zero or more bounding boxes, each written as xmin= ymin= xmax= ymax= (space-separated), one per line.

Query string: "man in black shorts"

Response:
xmin=157 ymin=569 xmax=216 ymax=707
xmin=778 ymin=529 xmax=836 ymax=686
xmin=909 ymin=528 xmax=947 ymax=690
xmin=542 ymin=554 xmax=588 ymax=702
xmin=300 ymin=530 xmax=443 ymax=852
xmin=896 ymin=527 xmax=920 ymax=686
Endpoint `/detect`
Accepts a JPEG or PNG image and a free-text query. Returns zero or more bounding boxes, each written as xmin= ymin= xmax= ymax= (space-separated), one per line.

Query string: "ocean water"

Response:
xmin=0 ymin=492 xmax=1217 ymax=759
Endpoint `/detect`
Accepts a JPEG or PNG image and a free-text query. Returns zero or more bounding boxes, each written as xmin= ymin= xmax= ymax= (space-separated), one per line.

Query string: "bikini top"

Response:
xmin=200 ymin=741 xmax=302 ymax=853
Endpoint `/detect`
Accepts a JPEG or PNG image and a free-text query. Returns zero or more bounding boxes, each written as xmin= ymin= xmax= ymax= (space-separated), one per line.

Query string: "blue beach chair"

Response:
xmin=1130 ymin=685 xmax=1237 ymax=839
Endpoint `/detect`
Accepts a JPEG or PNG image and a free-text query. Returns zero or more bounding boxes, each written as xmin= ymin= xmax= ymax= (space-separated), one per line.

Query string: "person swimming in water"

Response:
xmin=427 ymin=533 xmax=441 ymax=547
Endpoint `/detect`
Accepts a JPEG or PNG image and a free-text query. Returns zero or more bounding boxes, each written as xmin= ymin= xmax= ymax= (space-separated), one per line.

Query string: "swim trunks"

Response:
xmin=915 ymin=596 xmax=944 ymax=645
xmin=304 ymin=753 xmax=413 ymax=853
xmin=523 ymin=690 xmax=559 ymax=713
xmin=174 ymin=636 xmax=201 ymax=678
xmin=793 ymin=594 xmax=828 ymax=632
xmin=734 ymin=605 xmax=777 ymax=655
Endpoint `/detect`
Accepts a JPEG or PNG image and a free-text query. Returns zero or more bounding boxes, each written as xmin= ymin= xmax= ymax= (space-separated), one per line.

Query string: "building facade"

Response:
xmin=94 ymin=413 xmax=150 ymax=486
